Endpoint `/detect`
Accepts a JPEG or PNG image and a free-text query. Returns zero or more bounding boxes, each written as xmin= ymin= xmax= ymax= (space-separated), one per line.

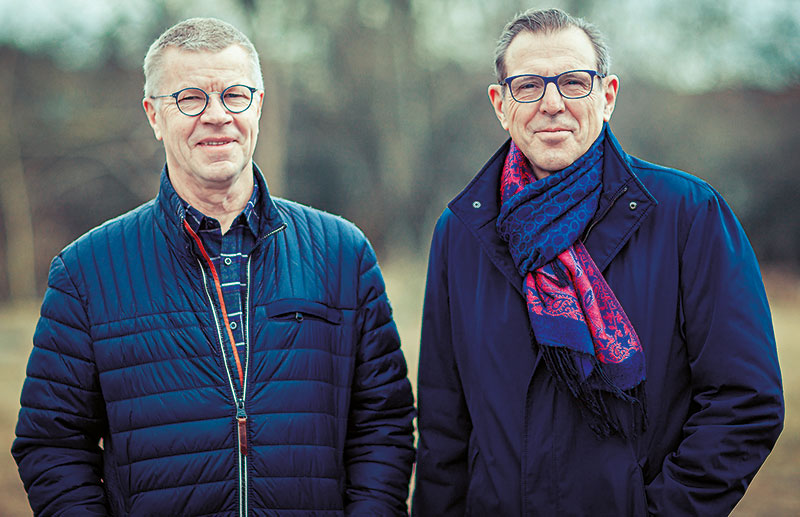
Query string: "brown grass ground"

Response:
xmin=0 ymin=265 xmax=797 ymax=516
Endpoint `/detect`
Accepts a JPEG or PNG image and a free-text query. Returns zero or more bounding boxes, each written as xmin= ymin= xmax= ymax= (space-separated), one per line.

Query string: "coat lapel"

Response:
xmin=449 ymin=129 xmax=658 ymax=292
xmin=583 ymin=131 xmax=658 ymax=271
xmin=449 ymin=140 xmax=526 ymax=295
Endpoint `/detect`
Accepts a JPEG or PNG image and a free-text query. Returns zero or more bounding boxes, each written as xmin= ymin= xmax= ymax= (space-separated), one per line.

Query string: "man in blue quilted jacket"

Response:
xmin=412 ymin=8 xmax=783 ymax=516
xmin=13 ymin=17 xmax=415 ymax=516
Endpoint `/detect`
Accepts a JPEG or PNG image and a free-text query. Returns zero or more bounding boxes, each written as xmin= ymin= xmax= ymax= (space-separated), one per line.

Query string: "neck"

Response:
xmin=171 ymin=169 xmax=255 ymax=234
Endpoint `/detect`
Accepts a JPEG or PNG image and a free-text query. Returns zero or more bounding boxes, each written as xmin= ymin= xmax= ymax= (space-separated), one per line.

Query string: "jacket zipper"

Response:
xmin=236 ymin=396 xmax=248 ymax=516
xmin=189 ymin=220 xmax=286 ymax=517
xmin=582 ymin=184 xmax=629 ymax=241
xmin=184 ymin=220 xmax=247 ymax=516
xmin=196 ymin=260 xmax=248 ymax=516
xmin=236 ymin=257 xmax=254 ymax=517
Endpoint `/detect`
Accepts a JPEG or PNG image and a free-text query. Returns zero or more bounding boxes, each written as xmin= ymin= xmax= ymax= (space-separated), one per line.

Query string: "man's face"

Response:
xmin=488 ymin=28 xmax=618 ymax=179
xmin=143 ymin=45 xmax=263 ymax=192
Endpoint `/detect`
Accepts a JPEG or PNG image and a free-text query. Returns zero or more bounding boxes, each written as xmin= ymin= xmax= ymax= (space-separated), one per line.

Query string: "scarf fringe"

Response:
xmin=540 ymin=344 xmax=647 ymax=438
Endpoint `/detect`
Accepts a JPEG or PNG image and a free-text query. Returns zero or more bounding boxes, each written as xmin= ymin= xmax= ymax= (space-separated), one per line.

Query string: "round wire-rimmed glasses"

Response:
xmin=150 ymin=84 xmax=259 ymax=116
xmin=502 ymin=70 xmax=604 ymax=103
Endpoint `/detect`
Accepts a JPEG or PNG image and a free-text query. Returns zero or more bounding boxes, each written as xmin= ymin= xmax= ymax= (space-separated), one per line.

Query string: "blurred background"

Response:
xmin=0 ymin=0 xmax=798 ymax=514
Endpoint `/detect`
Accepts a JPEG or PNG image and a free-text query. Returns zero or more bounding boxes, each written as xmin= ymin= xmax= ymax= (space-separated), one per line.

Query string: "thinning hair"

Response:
xmin=493 ymin=8 xmax=611 ymax=83
xmin=143 ymin=17 xmax=264 ymax=97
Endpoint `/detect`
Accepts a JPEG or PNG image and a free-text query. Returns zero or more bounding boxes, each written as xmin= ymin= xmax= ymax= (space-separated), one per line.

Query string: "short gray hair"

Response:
xmin=143 ymin=17 xmax=264 ymax=97
xmin=493 ymin=8 xmax=611 ymax=83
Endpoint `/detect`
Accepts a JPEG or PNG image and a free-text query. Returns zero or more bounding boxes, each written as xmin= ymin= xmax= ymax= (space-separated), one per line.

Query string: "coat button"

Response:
xmin=230 ymin=321 xmax=237 ymax=330
xmin=629 ymin=201 xmax=638 ymax=210
xmin=295 ymin=312 xmax=304 ymax=322
xmin=472 ymin=201 xmax=481 ymax=209
xmin=224 ymin=257 xmax=233 ymax=266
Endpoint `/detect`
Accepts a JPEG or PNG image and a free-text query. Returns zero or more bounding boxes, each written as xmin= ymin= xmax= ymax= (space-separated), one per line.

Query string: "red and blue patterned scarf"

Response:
xmin=497 ymin=128 xmax=646 ymax=437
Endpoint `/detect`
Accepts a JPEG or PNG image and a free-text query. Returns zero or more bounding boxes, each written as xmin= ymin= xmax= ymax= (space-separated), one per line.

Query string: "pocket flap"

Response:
xmin=266 ymin=299 xmax=343 ymax=324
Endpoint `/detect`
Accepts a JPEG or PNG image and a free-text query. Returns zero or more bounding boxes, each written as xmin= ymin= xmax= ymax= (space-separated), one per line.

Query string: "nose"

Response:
xmin=200 ymin=93 xmax=232 ymax=122
xmin=538 ymin=82 xmax=565 ymax=114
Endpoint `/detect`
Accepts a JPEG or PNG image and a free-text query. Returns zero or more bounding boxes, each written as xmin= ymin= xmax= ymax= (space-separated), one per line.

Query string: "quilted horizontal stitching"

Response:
xmin=249 ymin=347 xmax=358 ymax=361
xmin=245 ymin=378 xmax=351 ymax=390
xmin=247 ymin=411 xmax=346 ymax=419
xmin=29 ymin=344 xmax=94 ymax=368
xmin=18 ymin=403 xmax=100 ymax=420
xmin=131 ymin=476 xmax=233 ymax=495
xmin=25 ymin=374 xmax=97 ymax=394
xmin=134 ymin=473 xmax=339 ymax=496
xmin=45 ymin=283 xmax=83 ymax=304
xmin=122 ymin=443 xmax=230 ymax=466
xmin=38 ymin=314 xmax=89 ymax=335
xmin=107 ymin=366 xmax=351 ymax=405
xmin=93 ymin=322 xmax=209 ymax=343
xmin=103 ymin=380 xmax=223 ymax=404
xmin=127 ymin=443 xmax=341 ymax=469
xmin=91 ymin=309 xmax=203 ymax=329
xmin=98 ymin=336 xmax=359 ymax=375
xmin=250 ymin=443 xmax=339 ymax=450
xmin=99 ymin=353 xmax=219 ymax=378
xmin=358 ymin=319 xmax=394 ymax=340
xmin=115 ymin=410 xmax=346 ymax=435
xmin=114 ymin=416 xmax=230 ymax=436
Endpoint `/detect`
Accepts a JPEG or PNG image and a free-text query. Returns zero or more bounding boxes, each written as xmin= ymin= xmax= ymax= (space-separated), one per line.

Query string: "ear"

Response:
xmin=488 ymin=84 xmax=510 ymax=131
xmin=600 ymin=74 xmax=619 ymax=122
xmin=142 ymin=97 xmax=163 ymax=141
xmin=253 ymin=90 xmax=265 ymax=120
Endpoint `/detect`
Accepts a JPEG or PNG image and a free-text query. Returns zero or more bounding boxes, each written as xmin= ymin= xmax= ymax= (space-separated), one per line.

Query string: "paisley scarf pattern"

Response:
xmin=497 ymin=127 xmax=646 ymax=436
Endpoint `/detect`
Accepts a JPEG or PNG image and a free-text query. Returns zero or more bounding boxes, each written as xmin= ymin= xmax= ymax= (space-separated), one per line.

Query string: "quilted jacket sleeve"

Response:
xmin=411 ymin=213 xmax=472 ymax=516
xmin=343 ymin=237 xmax=416 ymax=516
xmin=12 ymin=255 xmax=108 ymax=516
xmin=644 ymin=189 xmax=784 ymax=516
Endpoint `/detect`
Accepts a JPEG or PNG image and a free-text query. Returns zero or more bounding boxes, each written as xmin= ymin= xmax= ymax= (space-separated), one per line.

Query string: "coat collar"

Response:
xmin=154 ymin=163 xmax=286 ymax=261
xmin=448 ymin=128 xmax=657 ymax=293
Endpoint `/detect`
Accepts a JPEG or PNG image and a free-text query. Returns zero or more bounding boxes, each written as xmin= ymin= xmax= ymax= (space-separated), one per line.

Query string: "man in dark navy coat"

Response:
xmin=412 ymin=8 xmax=783 ymax=516
xmin=13 ymin=17 xmax=415 ymax=516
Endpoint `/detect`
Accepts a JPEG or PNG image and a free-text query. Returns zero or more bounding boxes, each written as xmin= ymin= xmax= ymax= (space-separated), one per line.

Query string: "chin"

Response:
xmin=201 ymin=162 xmax=245 ymax=180
xmin=533 ymin=156 xmax=576 ymax=174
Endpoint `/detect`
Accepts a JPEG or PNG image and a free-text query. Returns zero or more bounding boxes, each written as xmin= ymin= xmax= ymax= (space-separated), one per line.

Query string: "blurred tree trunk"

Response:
xmin=0 ymin=49 xmax=37 ymax=300
xmin=239 ymin=0 xmax=290 ymax=197
xmin=253 ymin=58 xmax=290 ymax=197
xmin=374 ymin=0 xmax=431 ymax=251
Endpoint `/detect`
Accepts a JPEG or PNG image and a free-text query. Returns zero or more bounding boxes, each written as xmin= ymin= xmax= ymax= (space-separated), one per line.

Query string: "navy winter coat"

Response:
xmin=13 ymin=167 xmax=416 ymax=516
xmin=412 ymin=130 xmax=784 ymax=516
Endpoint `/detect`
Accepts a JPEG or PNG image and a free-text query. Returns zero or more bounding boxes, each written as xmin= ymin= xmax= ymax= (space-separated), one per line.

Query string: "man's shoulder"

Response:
xmin=433 ymin=206 xmax=461 ymax=234
xmin=427 ymin=205 xmax=477 ymax=255
xmin=272 ymin=197 xmax=370 ymax=248
xmin=60 ymin=199 xmax=157 ymax=260
xmin=625 ymin=154 xmax=720 ymax=205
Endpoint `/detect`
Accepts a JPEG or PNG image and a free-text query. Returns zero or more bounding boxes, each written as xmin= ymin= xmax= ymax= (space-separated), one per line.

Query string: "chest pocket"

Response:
xmin=266 ymin=298 xmax=344 ymax=325
xmin=263 ymin=298 xmax=353 ymax=360
xmin=260 ymin=298 xmax=355 ymax=460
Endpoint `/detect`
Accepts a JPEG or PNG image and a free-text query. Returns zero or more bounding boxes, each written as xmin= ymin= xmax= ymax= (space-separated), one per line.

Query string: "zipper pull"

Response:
xmin=236 ymin=399 xmax=248 ymax=456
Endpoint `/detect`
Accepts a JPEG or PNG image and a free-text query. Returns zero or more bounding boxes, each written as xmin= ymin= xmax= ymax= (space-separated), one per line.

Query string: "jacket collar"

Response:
xmin=448 ymin=128 xmax=657 ymax=294
xmin=155 ymin=163 xmax=286 ymax=261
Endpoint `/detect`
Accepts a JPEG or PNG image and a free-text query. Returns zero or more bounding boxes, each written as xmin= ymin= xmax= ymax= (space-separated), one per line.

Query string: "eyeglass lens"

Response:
xmin=175 ymin=85 xmax=253 ymax=116
xmin=510 ymin=71 xmax=594 ymax=102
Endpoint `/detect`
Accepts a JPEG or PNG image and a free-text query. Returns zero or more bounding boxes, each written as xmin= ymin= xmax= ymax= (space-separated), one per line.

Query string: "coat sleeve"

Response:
xmin=412 ymin=214 xmax=472 ymax=516
xmin=12 ymin=255 xmax=109 ymax=516
xmin=645 ymin=190 xmax=784 ymax=516
xmin=343 ymin=237 xmax=416 ymax=516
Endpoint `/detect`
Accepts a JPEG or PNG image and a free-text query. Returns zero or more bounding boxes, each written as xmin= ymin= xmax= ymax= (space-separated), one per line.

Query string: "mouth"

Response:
xmin=536 ymin=127 xmax=572 ymax=134
xmin=197 ymin=137 xmax=236 ymax=147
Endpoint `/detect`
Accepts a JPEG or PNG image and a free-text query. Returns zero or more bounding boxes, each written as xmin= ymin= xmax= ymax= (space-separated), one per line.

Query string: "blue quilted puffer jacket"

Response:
xmin=13 ymin=167 xmax=416 ymax=516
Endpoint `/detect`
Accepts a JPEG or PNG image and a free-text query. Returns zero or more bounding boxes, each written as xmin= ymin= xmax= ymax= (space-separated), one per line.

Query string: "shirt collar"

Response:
xmin=180 ymin=178 xmax=261 ymax=237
